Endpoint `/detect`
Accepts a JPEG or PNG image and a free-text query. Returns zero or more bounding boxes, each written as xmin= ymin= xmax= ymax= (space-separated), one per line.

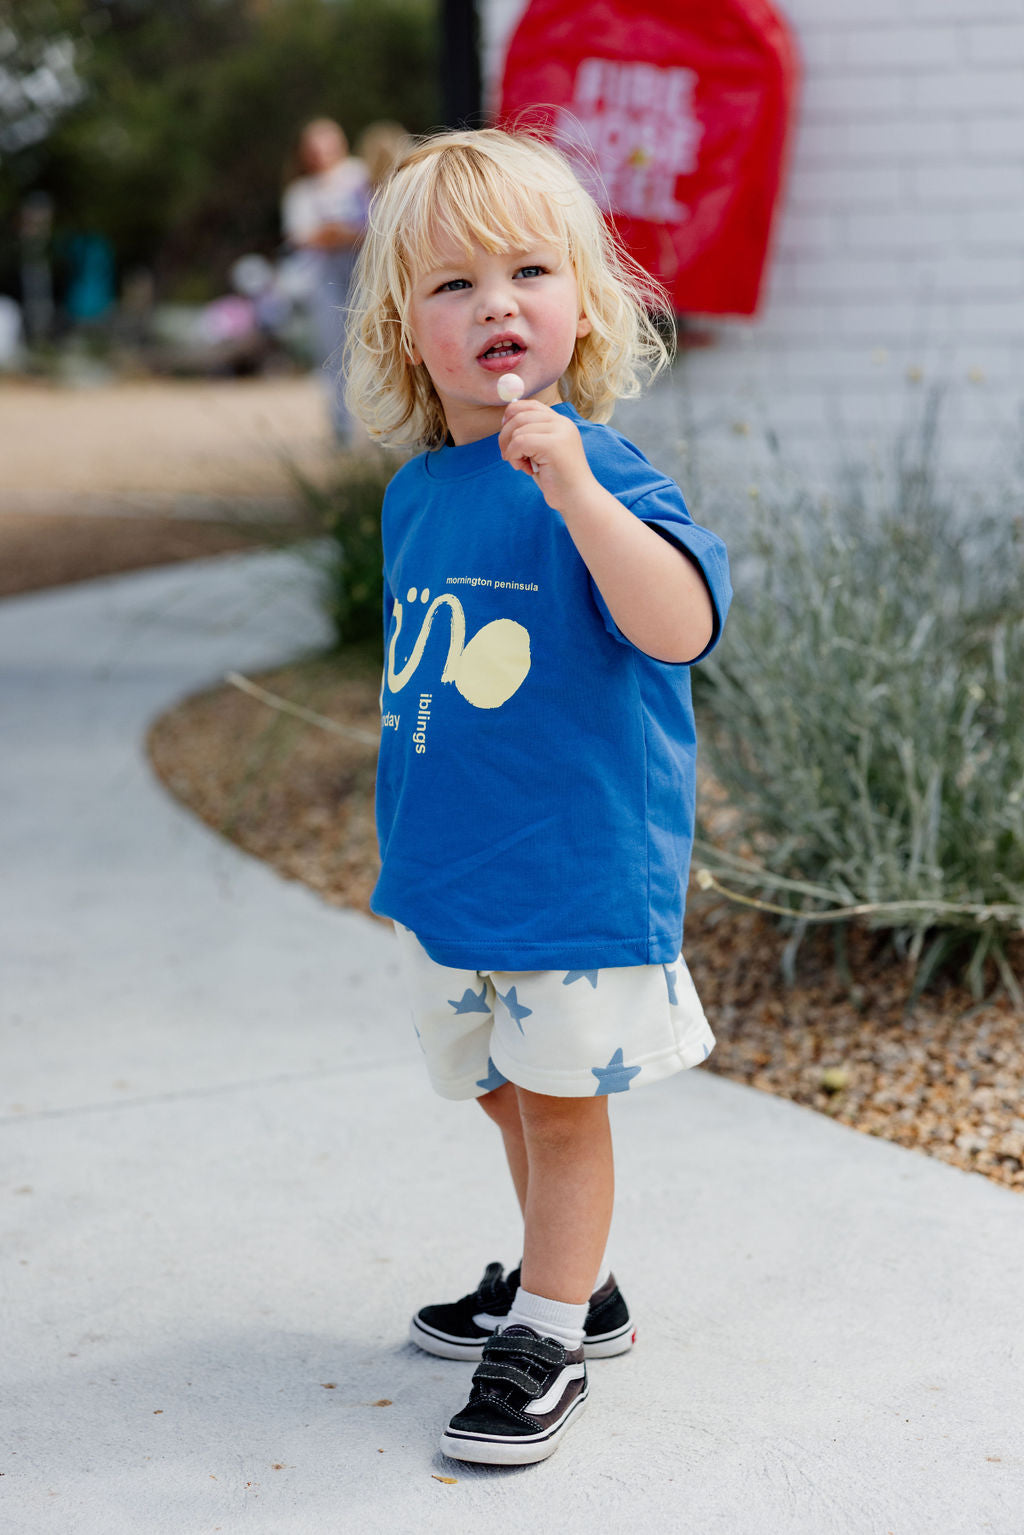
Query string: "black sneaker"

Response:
xmin=440 ymin=1325 xmax=588 ymax=1465
xmin=410 ymin=1262 xmax=635 ymax=1361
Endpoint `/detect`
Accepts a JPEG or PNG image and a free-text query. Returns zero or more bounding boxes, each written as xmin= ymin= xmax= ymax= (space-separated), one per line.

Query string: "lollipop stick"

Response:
xmin=496 ymin=371 xmax=537 ymax=474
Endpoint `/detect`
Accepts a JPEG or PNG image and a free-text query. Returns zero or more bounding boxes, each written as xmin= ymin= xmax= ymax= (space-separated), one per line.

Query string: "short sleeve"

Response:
xmin=589 ymin=482 xmax=732 ymax=664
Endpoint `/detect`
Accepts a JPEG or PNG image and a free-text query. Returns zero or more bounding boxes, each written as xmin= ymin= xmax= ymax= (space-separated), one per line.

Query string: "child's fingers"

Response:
xmin=503 ymin=428 xmax=540 ymax=475
xmin=501 ymin=417 xmax=569 ymax=470
xmin=498 ymin=418 xmax=542 ymax=474
xmin=498 ymin=405 xmax=561 ymax=459
xmin=502 ymin=427 xmax=549 ymax=477
xmin=497 ymin=398 xmax=548 ymax=451
xmin=500 ymin=397 xmax=547 ymax=420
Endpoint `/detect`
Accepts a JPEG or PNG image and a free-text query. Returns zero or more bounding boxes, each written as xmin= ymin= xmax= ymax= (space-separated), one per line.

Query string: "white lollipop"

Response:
xmin=496 ymin=372 xmax=525 ymax=403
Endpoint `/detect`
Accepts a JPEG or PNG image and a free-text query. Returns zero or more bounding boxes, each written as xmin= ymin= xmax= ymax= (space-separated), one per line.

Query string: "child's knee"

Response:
xmin=515 ymin=1087 xmax=609 ymax=1148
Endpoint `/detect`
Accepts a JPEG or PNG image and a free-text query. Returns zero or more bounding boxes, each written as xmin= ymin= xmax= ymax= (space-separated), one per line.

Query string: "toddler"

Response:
xmin=344 ymin=128 xmax=731 ymax=1465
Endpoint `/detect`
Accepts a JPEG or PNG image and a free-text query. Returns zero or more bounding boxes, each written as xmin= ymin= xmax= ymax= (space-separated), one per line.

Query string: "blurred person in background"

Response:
xmin=0 ymin=294 xmax=24 ymax=369
xmin=281 ymin=117 xmax=368 ymax=442
xmin=355 ymin=120 xmax=412 ymax=205
xmin=18 ymin=192 xmax=55 ymax=345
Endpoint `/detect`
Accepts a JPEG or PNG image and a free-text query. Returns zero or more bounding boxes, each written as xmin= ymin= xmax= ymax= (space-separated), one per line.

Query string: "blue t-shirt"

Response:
xmin=371 ymin=403 xmax=731 ymax=971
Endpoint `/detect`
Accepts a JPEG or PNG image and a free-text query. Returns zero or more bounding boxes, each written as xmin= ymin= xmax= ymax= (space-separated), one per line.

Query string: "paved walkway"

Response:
xmin=2 ymin=552 xmax=1022 ymax=1534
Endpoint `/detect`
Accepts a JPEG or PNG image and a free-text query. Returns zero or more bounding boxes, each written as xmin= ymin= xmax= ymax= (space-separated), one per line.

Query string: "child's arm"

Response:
xmin=499 ymin=401 xmax=714 ymax=664
xmin=304 ymin=221 xmax=363 ymax=250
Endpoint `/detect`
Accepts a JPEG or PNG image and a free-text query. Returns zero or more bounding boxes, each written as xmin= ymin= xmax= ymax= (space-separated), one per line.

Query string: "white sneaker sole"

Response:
xmin=410 ymin=1314 xmax=635 ymax=1361
xmin=439 ymin=1387 xmax=588 ymax=1466
xmin=409 ymin=1316 xmax=490 ymax=1360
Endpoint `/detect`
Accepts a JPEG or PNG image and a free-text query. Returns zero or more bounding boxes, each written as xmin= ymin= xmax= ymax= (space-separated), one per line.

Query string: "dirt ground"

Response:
xmin=0 ymin=374 xmax=334 ymax=505
xmin=6 ymin=376 xmax=1023 ymax=1193
xmin=0 ymin=375 xmax=335 ymax=594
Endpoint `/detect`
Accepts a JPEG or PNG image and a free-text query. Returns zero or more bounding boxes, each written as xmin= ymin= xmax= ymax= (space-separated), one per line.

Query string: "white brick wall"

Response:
xmin=480 ymin=0 xmax=1024 ymax=486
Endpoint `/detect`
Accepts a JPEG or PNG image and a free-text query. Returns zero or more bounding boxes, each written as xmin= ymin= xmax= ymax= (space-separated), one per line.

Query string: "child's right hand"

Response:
xmin=498 ymin=399 xmax=599 ymax=517
xmin=500 ymin=400 xmax=715 ymax=664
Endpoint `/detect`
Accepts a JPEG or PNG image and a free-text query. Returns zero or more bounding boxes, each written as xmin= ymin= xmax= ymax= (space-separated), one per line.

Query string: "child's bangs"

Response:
xmin=406 ymin=149 xmax=572 ymax=274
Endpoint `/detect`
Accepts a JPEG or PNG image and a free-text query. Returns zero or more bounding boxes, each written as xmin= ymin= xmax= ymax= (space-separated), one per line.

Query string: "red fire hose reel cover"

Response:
xmin=497 ymin=0 xmax=799 ymax=316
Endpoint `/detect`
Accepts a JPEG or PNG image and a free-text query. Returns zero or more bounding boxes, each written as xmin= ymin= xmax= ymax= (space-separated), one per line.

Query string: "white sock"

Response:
xmin=502 ymin=1286 xmax=588 ymax=1352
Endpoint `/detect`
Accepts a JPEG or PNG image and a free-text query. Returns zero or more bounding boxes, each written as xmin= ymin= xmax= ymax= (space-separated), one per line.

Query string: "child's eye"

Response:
xmin=516 ymin=265 xmax=546 ymax=279
xmin=436 ymin=277 xmax=470 ymax=293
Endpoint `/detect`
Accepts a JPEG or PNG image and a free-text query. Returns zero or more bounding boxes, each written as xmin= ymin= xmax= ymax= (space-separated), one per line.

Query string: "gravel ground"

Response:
xmin=147 ymin=657 xmax=1024 ymax=1195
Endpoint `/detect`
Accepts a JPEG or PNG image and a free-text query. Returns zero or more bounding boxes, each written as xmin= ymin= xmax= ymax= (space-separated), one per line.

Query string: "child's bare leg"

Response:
xmin=477 ymin=1081 xmax=528 ymax=1217
xmin=515 ymin=1088 xmax=614 ymax=1305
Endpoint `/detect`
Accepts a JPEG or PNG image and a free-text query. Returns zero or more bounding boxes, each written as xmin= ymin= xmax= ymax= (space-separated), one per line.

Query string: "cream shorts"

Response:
xmin=393 ymin=924 xmax=716 ymax=1100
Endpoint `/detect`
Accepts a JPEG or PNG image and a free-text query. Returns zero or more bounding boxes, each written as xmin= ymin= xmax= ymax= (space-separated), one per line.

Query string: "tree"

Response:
xmin=0 ymin=0 xmax=438 ymax=299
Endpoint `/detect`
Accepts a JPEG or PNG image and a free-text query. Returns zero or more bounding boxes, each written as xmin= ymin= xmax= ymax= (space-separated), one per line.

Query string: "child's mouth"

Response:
xmin=479 ymin=340 xmax=525 ymax=371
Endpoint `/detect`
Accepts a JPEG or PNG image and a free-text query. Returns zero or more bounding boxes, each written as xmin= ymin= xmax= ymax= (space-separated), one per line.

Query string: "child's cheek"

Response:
xmin=425 ymin=340 xmax=469 ymax=393
xmin=437 ymin=338 xmax=465 ymax=374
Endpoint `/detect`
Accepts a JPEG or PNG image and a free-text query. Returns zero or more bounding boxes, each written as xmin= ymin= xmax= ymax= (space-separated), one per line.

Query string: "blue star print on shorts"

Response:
xmin=591 ymin=1047 xmax=642 ymax=1095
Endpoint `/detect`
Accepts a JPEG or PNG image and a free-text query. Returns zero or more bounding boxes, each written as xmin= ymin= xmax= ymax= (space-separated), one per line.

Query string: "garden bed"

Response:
xmin=147 ymin=655 xmax=1024 ymax=1193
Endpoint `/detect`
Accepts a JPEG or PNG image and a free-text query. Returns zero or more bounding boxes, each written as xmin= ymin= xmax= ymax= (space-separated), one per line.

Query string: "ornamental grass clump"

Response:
xmin=693 ymin=441 xmax=1024 ymax=999
xmin=291 ymin=452 xmax=391 ymax=651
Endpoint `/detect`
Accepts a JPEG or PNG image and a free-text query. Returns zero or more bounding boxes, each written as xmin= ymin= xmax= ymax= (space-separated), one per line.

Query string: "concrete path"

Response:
xmin=1 ymin=553 xmax=1022 ymax=1535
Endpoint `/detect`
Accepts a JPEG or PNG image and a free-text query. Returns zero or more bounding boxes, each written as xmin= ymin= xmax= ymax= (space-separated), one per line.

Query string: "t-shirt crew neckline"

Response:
xmin=424 ymin=400 xmax=578 ymax=481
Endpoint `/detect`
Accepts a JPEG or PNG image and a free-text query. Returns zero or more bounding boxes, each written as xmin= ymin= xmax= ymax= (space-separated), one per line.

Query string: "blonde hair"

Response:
xmin=344 ymin=128 xmax=673 ymax=449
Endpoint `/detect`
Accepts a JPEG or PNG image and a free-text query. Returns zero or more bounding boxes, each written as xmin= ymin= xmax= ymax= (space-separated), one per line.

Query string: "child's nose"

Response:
xmin=477 ymin=282 xmax=519 ymax=324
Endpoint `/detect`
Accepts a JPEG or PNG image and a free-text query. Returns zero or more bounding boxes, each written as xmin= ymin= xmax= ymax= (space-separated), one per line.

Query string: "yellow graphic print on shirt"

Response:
xmin=387 ymin=589 xmax=531 ymax=710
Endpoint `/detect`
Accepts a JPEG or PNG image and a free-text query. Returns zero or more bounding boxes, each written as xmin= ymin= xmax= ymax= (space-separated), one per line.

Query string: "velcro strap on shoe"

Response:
xmin=477 ymin=1262 xmax=511 ymax=1309
xmin=471 ymin=1360 xmax=545 ymax=1398
xmin=485 ymin=1332 xmax=565 ymax=1367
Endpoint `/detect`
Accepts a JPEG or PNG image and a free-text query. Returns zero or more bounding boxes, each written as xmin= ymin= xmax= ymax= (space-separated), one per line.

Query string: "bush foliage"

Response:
xmin=292 ymin=451 xmax=392 ymax=652
xmin=694 ymin=431 xmax=1024 ymax=999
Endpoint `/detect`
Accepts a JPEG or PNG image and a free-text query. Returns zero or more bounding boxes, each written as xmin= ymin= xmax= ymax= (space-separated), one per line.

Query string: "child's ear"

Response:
xmin=575 ymin=314 xmax=592 ymax=339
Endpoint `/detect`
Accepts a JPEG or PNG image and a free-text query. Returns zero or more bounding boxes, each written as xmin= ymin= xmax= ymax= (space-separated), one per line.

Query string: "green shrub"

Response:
xmin=291 ymin=452 xmax=391 ymax=652
xmin=693 ymin=431 xmax=1024 ymax=999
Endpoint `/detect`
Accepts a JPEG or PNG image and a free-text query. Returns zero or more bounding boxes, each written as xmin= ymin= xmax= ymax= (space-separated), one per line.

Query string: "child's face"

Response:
xmin=301 ymin=121 xmax=346 ymax=174
xmin=406 ymin=229 xmax=591 ymax=446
